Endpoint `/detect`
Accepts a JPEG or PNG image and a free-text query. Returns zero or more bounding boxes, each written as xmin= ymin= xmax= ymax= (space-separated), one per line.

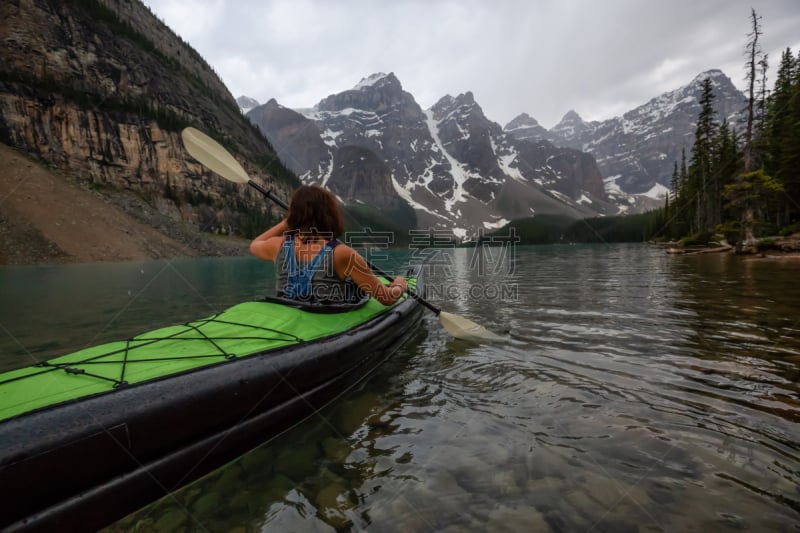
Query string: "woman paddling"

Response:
xmin=250 ymin=185 xmax=407 ymax=306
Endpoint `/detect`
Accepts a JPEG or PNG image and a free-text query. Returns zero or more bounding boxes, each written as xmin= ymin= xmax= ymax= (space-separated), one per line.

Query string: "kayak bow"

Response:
xmin=0 ymin=269 xmax=424 ymax=532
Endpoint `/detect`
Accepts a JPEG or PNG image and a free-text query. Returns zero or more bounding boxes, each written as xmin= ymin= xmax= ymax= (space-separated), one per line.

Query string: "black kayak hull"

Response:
xmin=0 ymin=267 xmax=425 ymax=532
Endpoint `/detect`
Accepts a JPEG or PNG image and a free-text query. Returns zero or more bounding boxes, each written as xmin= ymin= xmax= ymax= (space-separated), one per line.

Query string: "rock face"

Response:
xmin=504 ymin=113 xmax=550 ymax=143
xmin=327 ymin=146 xmax=397 ymax=208
xmin=249 ymin=72 xmax=611 ymax=237
xmin=0 ymin=0 xmax=294 ymax=238
xmin=506 ymin=69 xmax=748 ymax=195
xmin=247 ymin=99 xmax=329 ymax=179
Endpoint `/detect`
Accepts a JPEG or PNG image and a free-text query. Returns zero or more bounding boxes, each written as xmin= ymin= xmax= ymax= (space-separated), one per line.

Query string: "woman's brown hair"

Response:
xmin=286 ymin=185 xmax=345 ymax=238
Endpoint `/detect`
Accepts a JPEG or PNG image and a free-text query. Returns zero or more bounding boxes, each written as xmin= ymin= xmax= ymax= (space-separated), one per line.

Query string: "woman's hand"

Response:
xmin=335 ymin=247 xmax=409 ymax=305
xmin=388 ymin=276 xmax=408 ymax=300
xmin=250 ymin=218 xmax=289 ymax=261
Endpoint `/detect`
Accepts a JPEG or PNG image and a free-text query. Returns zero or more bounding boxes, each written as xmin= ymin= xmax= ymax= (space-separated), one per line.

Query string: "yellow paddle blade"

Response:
xmin=439 ymin=311 xmax=504 ymax=342
xmin=181 ymin=127 xmax=251 ymax=184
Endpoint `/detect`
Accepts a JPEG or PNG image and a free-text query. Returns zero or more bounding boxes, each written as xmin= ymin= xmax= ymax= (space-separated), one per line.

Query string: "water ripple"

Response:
xmin=110 ymin=245 xmax=800 ymax=532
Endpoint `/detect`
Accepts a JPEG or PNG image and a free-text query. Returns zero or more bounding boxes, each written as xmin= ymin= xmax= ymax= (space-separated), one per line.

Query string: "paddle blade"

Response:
xmin=181 ymin=127 xmax=250 ymax=184
xmin=438 ymin=311 xmax=504 ymax=342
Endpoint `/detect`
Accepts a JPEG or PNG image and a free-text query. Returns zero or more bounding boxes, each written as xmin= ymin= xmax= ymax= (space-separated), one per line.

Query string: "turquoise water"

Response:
xmin=2 ymin=245 xmax=799 ymax=531
xmin=1 ymin=256 xmax=280 ymax=372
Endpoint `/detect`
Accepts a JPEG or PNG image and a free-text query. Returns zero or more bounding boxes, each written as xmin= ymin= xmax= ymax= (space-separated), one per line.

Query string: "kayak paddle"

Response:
xmin=180 ymin=127 xmax=503 ymax=342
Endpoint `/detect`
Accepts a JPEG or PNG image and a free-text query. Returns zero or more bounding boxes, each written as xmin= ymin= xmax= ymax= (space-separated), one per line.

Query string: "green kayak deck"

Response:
xmin=0 ymin=283 xmax=414 ymax=423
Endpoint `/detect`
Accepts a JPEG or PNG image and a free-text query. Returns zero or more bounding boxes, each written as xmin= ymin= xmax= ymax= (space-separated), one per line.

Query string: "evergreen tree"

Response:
xmin=711 ymin=120 xmax=738 ymax=229
xmin=764 ymin=48 xmax=800 ymax=224
xmin=637 ymin=17 xmax=799 ymax=244
xmin=669 ymin=161 xmax=680 ymax=200
xmin=723 ymin=170 xmax=784 ymax=241
xmin=680 ymin=147 xmax=688 ymax=193
xmin=686 ymin=77 xmax=716 ymax=234
xmin=660 ymin=194 xmax=672 ymax=238
xmin=673 ymin=148 xmax=690 ymax=238
xmin=777 ymin=51 xmax=800 ymax=223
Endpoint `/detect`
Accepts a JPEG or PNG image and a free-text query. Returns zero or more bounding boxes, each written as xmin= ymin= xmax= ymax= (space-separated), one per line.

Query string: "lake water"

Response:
xmin=2 ymin=244 xmax=799 ymax=531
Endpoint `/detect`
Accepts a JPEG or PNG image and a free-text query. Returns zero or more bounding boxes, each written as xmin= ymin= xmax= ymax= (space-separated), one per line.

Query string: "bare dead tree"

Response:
xmin=743 ymin=8 xmax=763 ymax=172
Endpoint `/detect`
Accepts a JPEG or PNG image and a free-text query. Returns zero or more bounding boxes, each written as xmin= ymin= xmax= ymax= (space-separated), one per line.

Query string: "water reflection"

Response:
xmin=117 ymin=246 xmax=800 ymax=530
xmin=0 ymin=257 xmax=274 ymax=371
xmin=108 ymin=328 xmax=433 ymax=532
xmin=11 ymin=245 xmax=799 ymax=531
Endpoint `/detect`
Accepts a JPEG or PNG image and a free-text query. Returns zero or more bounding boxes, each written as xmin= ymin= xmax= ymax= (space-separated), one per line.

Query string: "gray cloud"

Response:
xmin=145 ymin=0 xmax=800 ymax=128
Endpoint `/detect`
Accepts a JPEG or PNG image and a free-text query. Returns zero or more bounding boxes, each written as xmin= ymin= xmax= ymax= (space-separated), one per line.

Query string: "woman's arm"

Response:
xmin=249 ymin=218 xmax=289 ymax=261
xmin=335 ymin=246 xmax=407 ymax=306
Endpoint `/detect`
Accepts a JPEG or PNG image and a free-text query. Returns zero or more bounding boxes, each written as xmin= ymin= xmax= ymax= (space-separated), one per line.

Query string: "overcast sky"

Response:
xmin=142 ymin=0 xmax=800 ymax=129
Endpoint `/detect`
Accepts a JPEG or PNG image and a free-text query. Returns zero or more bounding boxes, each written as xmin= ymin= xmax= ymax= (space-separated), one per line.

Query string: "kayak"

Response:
xmin=0 ymin=267 xmax=424 ymax=532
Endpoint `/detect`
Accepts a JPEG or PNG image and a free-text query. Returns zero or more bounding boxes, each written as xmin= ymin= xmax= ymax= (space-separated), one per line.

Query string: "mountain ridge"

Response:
xmin=242 ymin=68 xmax=745 ymax=203
xmin=247 ymin=73 xmax=602 ymax=238
xmin=506 ymin=68 xmax=747 ymax=195
xmin=246 ymin=69 xmax=742 ymax=237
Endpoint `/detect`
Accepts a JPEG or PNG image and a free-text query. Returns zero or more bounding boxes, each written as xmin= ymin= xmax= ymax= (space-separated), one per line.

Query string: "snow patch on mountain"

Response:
xmin=321 ymin=128 xmax=342 ymax=147
xmin=642 ymin=183 xmax=670 ymax=200
xmin=603 ymin=175 xmax=624 ymax=194
xmin=483 ymin=218 xmax=510 ymax=230
xmin=354 ymin=73 xmax=391 ymax=90
xmin=392 ymin=176 xmax=447 ymax=219
xmin=319 ymin=153 xmax=334 ymax=189
xmin=424 ymin=109 xmax=467 ymax=212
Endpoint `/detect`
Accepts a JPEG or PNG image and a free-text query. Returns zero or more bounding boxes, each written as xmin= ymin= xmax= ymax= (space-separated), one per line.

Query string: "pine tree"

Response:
xmin=680 ymin=148 xmax=688 ymax=185
xmin=716 ymin=123 xmax=742 ymax=225
xmin=764 ymin=48 xmax=800 ymax=224
xmin=687 ymin=77 xmax=716 ymax=235
xmin=778 ymin=50 xmax=800 ymax=224
xmin=764 ymin=50 xmax=794 ymax=173
xmin=673 ymin=148 xmax=690 ymax=238
xmin=669 ymin=161 xmax=680 ymax=200
xmin=723 ymin=170 xmax=784 ymax=241
xmin=711 ymin=120 xmax=739 ymax=229
xmin=662 ymin=195 xmax=671 ymax=239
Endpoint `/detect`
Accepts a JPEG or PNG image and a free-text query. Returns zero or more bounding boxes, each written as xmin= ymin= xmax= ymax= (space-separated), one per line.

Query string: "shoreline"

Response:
xmin=656 ymin=235 xmax=800 ymax=258
xmin=0 ymin=143 xmax=249 ymax=266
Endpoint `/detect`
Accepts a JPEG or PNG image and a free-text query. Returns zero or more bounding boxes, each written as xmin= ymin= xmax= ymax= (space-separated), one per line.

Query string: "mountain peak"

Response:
xmin=560 ymin=110 xmax=583 ymax=122
xmin=505 ymin=113 xmax=540 ymax=130
xmin=353 ymin=72 xmax=401 ymax=91
xmin=431 ymin=91 xmax=484 ymax=120
xmin=687 ymin=69 xmax=739 ymax=96
xmin=434 ymin=94 xmax=455 ymax=107
xmin=549 ymin=109 xmax=593 ymax=141
xmin=317 ymin=72 xmax=414 ymax=113
xmin=236 ymin=95 xmax=260 ymax=114
xmin=504 ymin=112 xmax=548 ymax=142
xmin=691 ymin=69 xmax=726 ymax=84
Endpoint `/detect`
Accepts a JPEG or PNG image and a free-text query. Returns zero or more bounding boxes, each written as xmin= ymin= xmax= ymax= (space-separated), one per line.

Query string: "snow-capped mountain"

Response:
xmin=504 ymin=113 xmax=549 ymax=142
xmin=236 ymin=95 xmax=260 ymax=115
xmin=506 ymin=69 xmax=747 ymax=197
xmin=247 ymin=73 xmax=611 ymax=237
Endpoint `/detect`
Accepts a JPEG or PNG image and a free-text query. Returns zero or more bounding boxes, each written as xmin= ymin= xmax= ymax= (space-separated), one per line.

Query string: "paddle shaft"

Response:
xmin=245 ymin=180 xmax=442 ymax=316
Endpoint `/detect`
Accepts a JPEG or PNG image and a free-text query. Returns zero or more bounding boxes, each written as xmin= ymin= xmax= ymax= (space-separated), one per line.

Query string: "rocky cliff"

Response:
xmin=0 ymin=0 xmax=295 ymax=250
xmin=247 ymin=99 xmax=330 ymax=179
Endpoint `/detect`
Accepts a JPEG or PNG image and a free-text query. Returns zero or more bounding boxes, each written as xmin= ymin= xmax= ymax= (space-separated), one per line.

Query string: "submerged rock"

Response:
xmin=275 ymin=443 xmax=320 ymax=481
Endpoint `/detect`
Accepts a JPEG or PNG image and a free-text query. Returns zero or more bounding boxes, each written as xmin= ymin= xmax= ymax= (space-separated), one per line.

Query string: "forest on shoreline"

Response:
xmin=496 ymin=10 xmax=800 ymax=253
